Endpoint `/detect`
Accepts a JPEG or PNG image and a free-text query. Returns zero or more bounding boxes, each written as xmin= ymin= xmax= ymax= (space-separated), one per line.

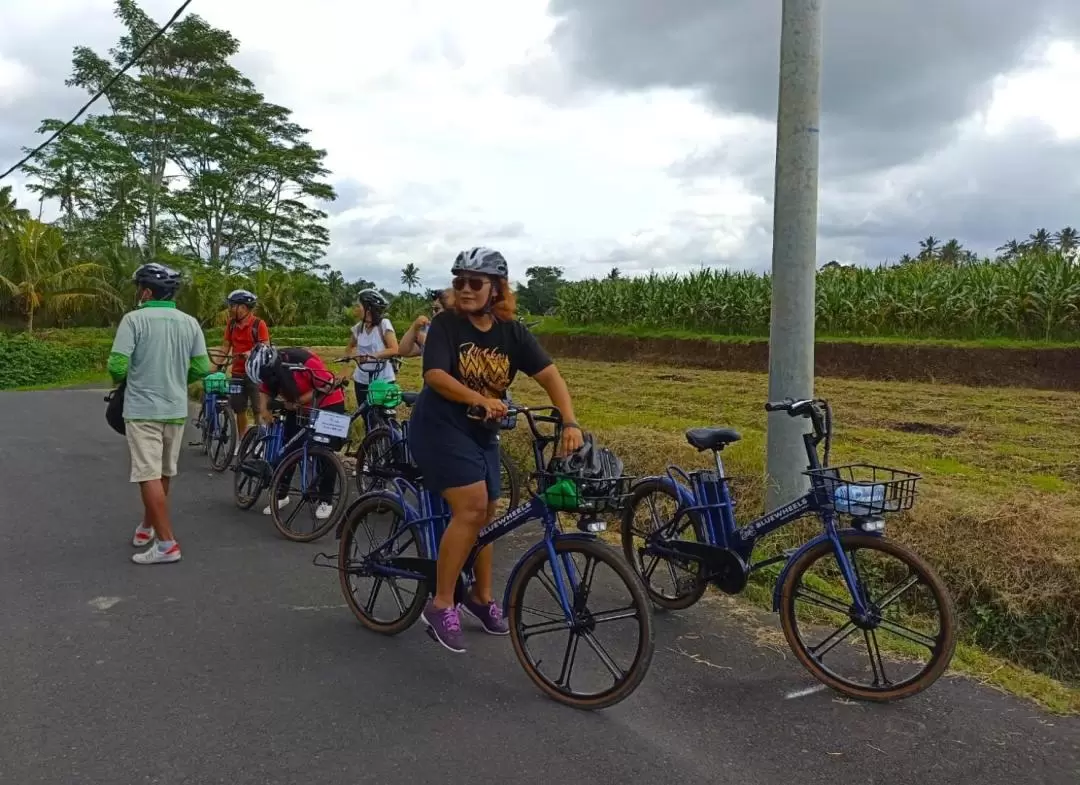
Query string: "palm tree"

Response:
xmin=1028 ymin=228 xmax=1052 ymax=252
xmin=607 ymin=267 xmax=621 ymax=280
xmin=400 ymin=263 xmax=420 ymax=291
xmin=0 ymin=217 xmax=119 ymax=332
xmin=917 ymin=236 xmax=939 ymax=261
xmin=0 ymin=186 xmax=31 ymax=237
xmin=939 ymin=238 xmax=964 ymax=266
xmin=996 ymin=239 xmax=1023 ymax=261
xmin=1054 ymin=226 xmax=1078 ymax=254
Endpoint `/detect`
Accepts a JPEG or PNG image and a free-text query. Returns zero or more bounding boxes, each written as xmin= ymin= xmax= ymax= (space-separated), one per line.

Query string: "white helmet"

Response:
xmin=245 ymin=343 xmax=278 ymax=384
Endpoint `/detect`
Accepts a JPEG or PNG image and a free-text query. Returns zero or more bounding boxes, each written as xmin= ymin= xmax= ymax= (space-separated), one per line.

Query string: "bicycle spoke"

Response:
xmin=809 ymin=619 xmax=859 ymax=658
xmin=793 ymin=585 xmax=851 ymax=615
xmin=876 ymin=617 xmax=939 ymax=650
xmin=587 ymin=605 xmax=640 ymax=626
xmin=520 ymin=616 xmax=571 ymax=640
xmin=875 ymin=572 xmax=920 ymax=611
xmin=364 ymin=576 xmax=385 ymax=615
xmin=864 ymin=629 xmax=892 ymax=688
xmin=580 ymin=631 xmax=625 ymax=681
xmin=555 ymin=631 xmax=582 ymax=691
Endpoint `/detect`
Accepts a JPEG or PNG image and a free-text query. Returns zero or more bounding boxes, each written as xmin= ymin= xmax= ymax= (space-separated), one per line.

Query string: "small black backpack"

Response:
xmin=104 ymin=382 xmax=127 ymax=435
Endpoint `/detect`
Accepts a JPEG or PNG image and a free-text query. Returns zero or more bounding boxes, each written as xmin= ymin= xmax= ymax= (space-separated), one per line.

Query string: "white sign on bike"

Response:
xmin=314 ymin=410 xmax=351 ymax=438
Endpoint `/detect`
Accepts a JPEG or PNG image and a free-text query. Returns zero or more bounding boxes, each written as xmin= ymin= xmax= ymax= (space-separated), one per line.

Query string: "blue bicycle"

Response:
xmin=619 ymin=398 xmax=956 ymax=702
xmin=233 ymin=372 xmax=351 ymax=542
xmin=190 ymin=370 xmax=237 ymax=472
xmin=318 ymin=404 xmax=654 ymax=710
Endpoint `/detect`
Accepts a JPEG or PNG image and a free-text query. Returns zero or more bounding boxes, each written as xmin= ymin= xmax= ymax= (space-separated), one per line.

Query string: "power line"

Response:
xmin=0 ymin=0 xmax=195 ymax=183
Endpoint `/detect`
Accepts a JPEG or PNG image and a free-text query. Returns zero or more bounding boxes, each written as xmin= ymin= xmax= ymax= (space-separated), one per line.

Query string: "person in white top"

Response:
xmin=344 ymin=288 xmax=399 ymax=406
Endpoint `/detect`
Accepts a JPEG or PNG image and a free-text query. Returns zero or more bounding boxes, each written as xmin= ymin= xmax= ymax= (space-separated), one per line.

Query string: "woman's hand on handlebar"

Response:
xmin=475 ymin=396 xmax=509 ymax=421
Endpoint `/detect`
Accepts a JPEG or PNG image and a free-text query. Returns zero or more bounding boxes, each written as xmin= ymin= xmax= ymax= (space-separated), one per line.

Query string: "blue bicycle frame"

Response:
xmin=641 ymin=402 xmax=881 ymax=618
xmin=344 ymin=406 xmax=588 ymax=617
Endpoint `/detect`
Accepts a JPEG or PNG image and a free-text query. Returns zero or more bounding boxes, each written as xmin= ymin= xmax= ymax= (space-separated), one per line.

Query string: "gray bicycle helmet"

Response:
xmin=226 ymin=288 xmax=257 ymax=306
xmin=356 ymin=288 xmax=389 ymax=312
xmin=133 ymin=263 xmax=182 ymax=300
xmin=245 ymin=343 xmax=278 ymax=384
xmin=451 ymin=247 xmax=509 ymax=278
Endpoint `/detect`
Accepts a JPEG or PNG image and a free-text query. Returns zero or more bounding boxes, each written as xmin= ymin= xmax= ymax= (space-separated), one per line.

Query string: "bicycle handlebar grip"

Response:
xmin=764 ymin=400 xmax=791 ymax=412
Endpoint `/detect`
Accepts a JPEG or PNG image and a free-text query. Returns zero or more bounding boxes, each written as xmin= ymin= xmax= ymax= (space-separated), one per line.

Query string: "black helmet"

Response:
xmin=356 ymin=288 xmax=389 ymax=312
xmin=547 ymin=433 xmax=625 ymax=507
xmin=226 ymin=289 xmax=257 ymax=306
xmin=133 ymin=263 xmax=182 ymax=300
xmin=452 ymin=247 xmax=508 ymax=278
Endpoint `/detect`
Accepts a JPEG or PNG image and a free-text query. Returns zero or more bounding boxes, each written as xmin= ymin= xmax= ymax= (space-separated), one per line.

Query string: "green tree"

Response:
xmin=400 ymin=262 xmax=421 ymax=290
xmin=1054 ymin=226 xmax=1078 ymax=254
xmin=516 ymin=266 xmax=566 ymax=314
xmin=0 ymin=217 xmax=119 ymax=332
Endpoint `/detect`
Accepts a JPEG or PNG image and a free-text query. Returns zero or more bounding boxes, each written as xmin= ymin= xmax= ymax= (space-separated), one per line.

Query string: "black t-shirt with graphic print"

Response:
xmin=412 ymin=311 xmax=552 ymax=444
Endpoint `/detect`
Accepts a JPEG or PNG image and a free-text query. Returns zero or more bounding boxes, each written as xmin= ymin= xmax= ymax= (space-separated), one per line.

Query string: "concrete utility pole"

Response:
xmin=765 ymin=0 xmax=823 ymax=511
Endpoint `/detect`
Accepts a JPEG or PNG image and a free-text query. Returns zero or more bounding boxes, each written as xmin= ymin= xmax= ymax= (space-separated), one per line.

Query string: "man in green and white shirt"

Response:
xmin=108 ymin=263 xmax=211 ymax=565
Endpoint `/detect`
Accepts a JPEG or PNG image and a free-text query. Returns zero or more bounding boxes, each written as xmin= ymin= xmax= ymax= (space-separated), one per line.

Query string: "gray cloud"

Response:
xmin=539 ymin=0 xmax=1080 ymax=170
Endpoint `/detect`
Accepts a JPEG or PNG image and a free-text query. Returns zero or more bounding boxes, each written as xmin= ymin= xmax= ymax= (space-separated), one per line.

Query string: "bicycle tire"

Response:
xmin=498 ymin=446 xmax=522 ymax=512
xmin=269 ymin=445 xmax=349 ymax=542
xmin=619 ymin=479 xmax=709 ymax=610
xmin=778 ymin=532 xmax=957 ymax=702
xmin=507 ymin=537 xmax=655 ymax=710
xmin=197 ymin=399 xmax=210 ymax=455
xmin=208 ymin=404 xmax=238 ymax=472
xmin=338 ymin=494 xmax=429 ymax=635
xmin=354 ymin=426 xmax=397 ymax=496
xmin=233 ymin=427 xmax=266 ymax=510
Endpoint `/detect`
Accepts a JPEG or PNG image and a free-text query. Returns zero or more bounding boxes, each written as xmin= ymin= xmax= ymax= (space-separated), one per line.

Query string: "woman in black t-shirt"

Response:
xmin=408 ymin=247 xmax=585 ymax=654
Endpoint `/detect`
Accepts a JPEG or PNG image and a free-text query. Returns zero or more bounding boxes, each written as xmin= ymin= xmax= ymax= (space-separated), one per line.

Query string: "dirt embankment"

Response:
xmin=537 ymin=334 xmax=1080 ymax=390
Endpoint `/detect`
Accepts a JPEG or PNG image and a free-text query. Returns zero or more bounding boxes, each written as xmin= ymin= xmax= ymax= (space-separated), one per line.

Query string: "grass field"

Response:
xmin=309 ymin=349 xmax=1080 ymax=712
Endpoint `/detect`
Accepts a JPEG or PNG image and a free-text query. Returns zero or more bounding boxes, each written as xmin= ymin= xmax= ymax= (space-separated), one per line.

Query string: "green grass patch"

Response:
xmin=534 ymin=316 xmax=1080 ymax=350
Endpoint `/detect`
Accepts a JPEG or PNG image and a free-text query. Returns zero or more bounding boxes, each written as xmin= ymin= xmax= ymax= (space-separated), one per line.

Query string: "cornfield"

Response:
xmin=556 ymin=252 xmax=1080 ymax=341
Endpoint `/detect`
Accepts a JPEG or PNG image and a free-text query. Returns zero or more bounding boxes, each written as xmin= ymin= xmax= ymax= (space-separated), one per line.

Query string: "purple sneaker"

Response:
xmin=460 ymin=596 xmax=509 ymax=636
xmin=422 ymin=601 xmax=466 ymax=653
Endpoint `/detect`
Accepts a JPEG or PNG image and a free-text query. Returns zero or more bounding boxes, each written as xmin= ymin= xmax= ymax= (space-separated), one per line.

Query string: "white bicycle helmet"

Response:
xmin=245 ymin=343 xmax=278 ymax=384
xmin=226 ymin=289 xmax=257 ymax=306
xmin=451 ymin=247 xmax=509 ymax=278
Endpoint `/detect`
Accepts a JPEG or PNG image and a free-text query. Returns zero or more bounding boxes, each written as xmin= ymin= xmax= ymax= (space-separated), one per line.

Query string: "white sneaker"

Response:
xmin=132 ymin=541 xmax=182 ymax=565
xmin=315 ymin=502 xmax=333 ymax=520
xmin=263 ymin=496 xmax=291 ymax=516
xmin=132 ymin=524 xmax=155 ymax=547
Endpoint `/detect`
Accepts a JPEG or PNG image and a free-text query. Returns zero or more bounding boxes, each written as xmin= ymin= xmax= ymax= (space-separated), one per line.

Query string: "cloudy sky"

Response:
xmin=2 ymin=1 xmax=1080 ymax=289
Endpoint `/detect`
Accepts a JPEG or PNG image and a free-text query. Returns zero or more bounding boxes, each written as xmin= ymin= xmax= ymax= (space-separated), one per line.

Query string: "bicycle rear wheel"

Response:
xmin=208 ymin=404 xmax=237 ymax=472
xmin=269 ymin=445 xmax=349 ymax=542
xmin=507 ymin=537 xmax=654 ymax=710
xmin=337 ymin=494 xmax=429 ymax=635
xmin=620 ymin=479 xmax=709 ymax=610
xmin=778 ymin=532 xmax=957 ymax=702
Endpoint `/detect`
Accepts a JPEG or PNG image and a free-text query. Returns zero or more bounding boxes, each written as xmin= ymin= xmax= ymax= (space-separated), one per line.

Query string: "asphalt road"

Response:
xmin=2 ymin=388 xmax=1078 ymax=785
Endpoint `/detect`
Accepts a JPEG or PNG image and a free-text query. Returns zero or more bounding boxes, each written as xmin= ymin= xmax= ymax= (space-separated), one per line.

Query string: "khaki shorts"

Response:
xmin=126 ymin=421 xmax=185 ymax=483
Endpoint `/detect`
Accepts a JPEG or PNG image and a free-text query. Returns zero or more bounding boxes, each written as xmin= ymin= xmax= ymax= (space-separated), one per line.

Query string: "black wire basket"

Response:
xmin=805 ymin=463 xmax=921 ymax=516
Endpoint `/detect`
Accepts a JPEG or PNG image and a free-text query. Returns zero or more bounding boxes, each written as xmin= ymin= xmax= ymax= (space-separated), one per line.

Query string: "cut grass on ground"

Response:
xmin=313 ymin=348 xmax=1080 ymax=714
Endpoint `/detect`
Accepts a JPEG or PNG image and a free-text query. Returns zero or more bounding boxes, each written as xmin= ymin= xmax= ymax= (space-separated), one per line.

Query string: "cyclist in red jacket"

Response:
xmin=246 ymin=344 xmax=346 ymax=520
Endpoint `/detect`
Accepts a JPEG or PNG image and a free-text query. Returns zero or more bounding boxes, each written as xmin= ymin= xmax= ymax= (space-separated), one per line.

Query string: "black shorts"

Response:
xmin=408 ymin=416 xmax=501 ymax=502
xmin=229 ymin=376 xmax=259 ymax=414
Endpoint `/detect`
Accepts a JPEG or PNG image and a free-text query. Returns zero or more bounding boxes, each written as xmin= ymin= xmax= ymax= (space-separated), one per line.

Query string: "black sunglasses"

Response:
xmin=452 ymin=276 xmax=488 ymax=292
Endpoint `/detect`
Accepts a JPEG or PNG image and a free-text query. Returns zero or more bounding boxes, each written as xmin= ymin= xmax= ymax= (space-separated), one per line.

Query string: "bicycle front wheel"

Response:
xmin=233 ymin=427 xmax=268 ymax=510
xmin=208 ymin=404 xmax=237 ymax=472
xmin=778 ymin=532 xmax=957 ymax=702
xmin=269 ymin=445 xmax=349 ymax=542
xmin=507 ymin=537 xmax=654 ymax=710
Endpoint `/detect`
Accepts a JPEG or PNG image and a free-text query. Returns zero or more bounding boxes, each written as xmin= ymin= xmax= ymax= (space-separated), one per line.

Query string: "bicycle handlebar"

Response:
xmin=764 ymin=397 xmax=833 ymax=465
xmin=466 ymin=403 xmax=562 ymax=441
